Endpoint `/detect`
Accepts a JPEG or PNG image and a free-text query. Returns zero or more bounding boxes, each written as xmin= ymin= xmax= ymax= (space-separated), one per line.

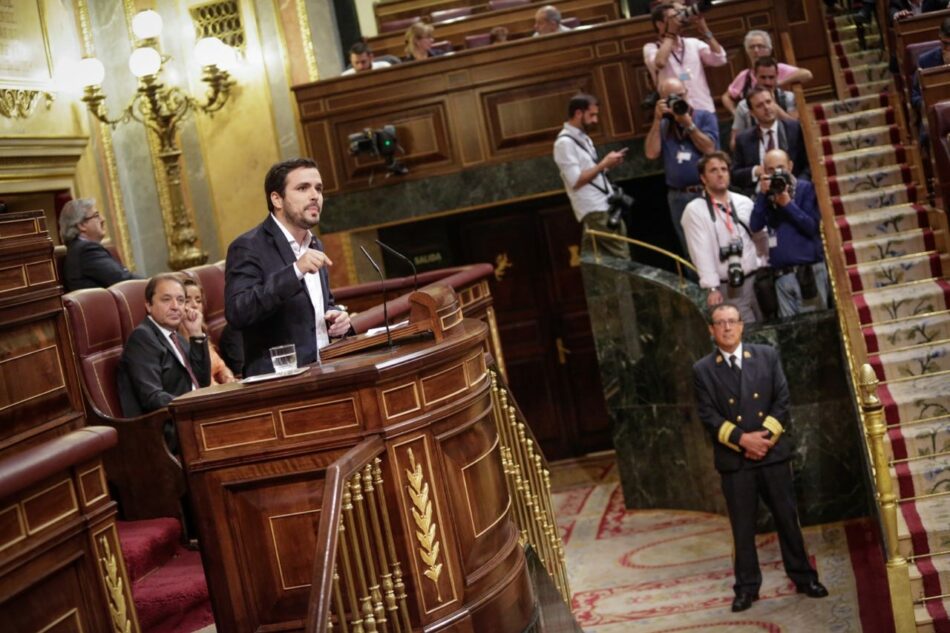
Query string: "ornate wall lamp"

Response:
xmin=76 ymin=9 xmax=237 ymax=270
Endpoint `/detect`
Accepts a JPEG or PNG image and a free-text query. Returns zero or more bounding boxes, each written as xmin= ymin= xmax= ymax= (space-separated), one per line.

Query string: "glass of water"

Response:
xmin=269 ymin=344 xmax=297 ymax=374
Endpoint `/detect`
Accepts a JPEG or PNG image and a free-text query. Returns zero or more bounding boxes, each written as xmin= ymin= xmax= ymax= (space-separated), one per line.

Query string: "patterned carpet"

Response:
xmin=821 ymin=9 xmax=950 ymax=629
xmin=551 ymin=459 xmax=893 ymax=632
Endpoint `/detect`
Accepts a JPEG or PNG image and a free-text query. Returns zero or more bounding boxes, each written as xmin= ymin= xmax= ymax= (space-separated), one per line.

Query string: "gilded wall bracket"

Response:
xmin=0 ymin=88 xmax=54 ymax=119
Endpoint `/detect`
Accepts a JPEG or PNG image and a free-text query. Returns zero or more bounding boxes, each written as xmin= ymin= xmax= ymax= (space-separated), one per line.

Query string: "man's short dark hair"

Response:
xmin=753 ymin=55 xmax=778 ymax=72
xmin=651 ymin=4 xmax=674 ymax=29
xmin=567 ymin=93 xmax=598 ymax=119
xmin=264 ymin=158 xmax=319 ymax=213
xmin=941 ymin=17 xmax=950 ymax=39
xmin=349 ymin=41 xmax=372 ymax=56
xmin=697 ymin=151 xmax=731 ymax=174
xmin=709 ymin=302 xmax=743 ymax=324
xmin=145 ymin=273 xmax=184 ymax=304
xmin=746 ymin=85 xmax=773 ymax=103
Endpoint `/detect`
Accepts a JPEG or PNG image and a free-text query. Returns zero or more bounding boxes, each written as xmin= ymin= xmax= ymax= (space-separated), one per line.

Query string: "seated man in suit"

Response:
xmin=910 ymin=17 xmax=950 ymax=113
xmin=341 ymin=41 xmax=393 ymax=76
xmin=59 ymin=198 xmax=139 ymax=292
xmin=116 ymin=273 xmax=211 ymax=418
xmin=225 ymin=158 xmax=351 ymax=377
xmin=732 ymin=86 xmax=809 ymax=197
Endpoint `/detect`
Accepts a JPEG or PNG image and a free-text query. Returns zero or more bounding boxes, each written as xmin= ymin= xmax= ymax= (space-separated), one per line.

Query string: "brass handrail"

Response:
xmin=583 ymin=227 xmax=697 ymax=288
xmin=783 ymin=28 xmax=915 ymax=633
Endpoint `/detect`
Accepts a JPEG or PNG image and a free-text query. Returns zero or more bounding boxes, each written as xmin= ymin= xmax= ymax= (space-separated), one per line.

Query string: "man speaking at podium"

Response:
xmin=225 ymin=158 xmax=351 ymax=377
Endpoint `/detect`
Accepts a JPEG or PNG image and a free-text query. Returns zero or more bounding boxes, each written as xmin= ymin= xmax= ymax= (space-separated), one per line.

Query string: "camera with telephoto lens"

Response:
xmin=606 ymin=184 xmax=635 ymax=230
xmin=348 ymin=125 xmax=408 ymax=175
xmin=768 ymin=167 xmax=790 ymax=196
xmin=679 ymin=0 xmax=714 ymax=20
xmin=719 ymin=240 xmax=744 ymax=287
xmin=666 ymin=94 xmax=690 ymax=117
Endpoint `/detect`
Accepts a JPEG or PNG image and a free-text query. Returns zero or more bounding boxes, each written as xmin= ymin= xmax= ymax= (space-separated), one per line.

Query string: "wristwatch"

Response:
xmin=684 ymin=123 xmax=697 ymax=134
xmin=703 ymin=31 xmax=713 ymax=40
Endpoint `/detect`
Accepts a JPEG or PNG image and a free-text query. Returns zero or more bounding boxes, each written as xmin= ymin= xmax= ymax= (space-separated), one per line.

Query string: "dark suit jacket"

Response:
xmin=64 ymin=238 xmax=139 ymax=292
xmin=692 ymin=343 xmax=792 ymax=473
xmin=889 ymin=0 xmax=946 ymax=22
xmin=225 ymin=214 xmax=341 ymax=377
xmin=732 ymin=120 xmax=809 ymax=194
xmin=116 ymin=317 xmax=211 ymax=417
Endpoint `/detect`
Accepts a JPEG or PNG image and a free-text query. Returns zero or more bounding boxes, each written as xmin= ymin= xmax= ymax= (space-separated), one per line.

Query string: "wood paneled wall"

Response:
xmin=294 ymin=0 xmax=833 ymax=199
xmin=366 ymin=0 xmax=620 ymax=59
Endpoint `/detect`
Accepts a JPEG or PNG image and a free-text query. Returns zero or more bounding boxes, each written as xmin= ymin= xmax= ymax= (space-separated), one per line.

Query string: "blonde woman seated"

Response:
xmin=178 ymin=275 xmax=237 ymax=384
xmin=403 ymin=22 xmax=445 ymax=62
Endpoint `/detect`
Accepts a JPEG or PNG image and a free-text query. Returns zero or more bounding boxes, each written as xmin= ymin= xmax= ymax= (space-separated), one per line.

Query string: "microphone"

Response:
xmin=375 ymin=239 xmax=418 ymax=291
xmin=359 ymin=245 xmax=393 ymax=348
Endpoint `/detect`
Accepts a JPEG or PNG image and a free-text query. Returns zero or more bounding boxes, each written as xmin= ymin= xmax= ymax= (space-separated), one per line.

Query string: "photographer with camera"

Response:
xmin=553 ymin=93 xmax=632 ymax=260
xmin=644 ymin=2 xmax=725 ymax=115
xmin=682 ymin=152 xmax=767 ymax=323
xmin=750 ymin=149 xmax=828 ymax=317
xmin=645 ymin=77 xmax=719 ymax=257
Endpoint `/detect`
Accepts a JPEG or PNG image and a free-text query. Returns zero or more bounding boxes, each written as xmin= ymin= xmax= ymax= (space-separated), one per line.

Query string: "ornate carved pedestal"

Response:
xmin=171 ymin=318 xmax=534 ymax=633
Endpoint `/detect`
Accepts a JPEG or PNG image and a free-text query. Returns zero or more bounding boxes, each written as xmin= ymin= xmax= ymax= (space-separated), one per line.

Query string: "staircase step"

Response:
xmin=854 ymin=279 xmax=950 ymax=325
xmin=910 ymin=553 xmax=950 ymax=603
xmin=823 ymin=144 xmax=907 ymax=178
xmin=871 ymin=338 xmax=950 ymax=382
xmin=915 ymin=596 xmax=950 ymax=632
xmin=864 ymin=311 xmax=950 ymax=354
xmin=848 ymin=252 xmax=942 ymax=293
xmin=821 ymin=125 xmax=902 ymax=155
xmin=117 ymin=518 xmax=182 ymax=585
xmin=893 ymin=452 xmax=950 ymax=499
xmin=846 ymin=79 xmax=893 ymax=98
xmin=132 ymin=548 xmax=213 ymax=633
xmin=832 ymin=184 xmax=918 ymax=216
xmin=834 ymin=34 xmax=882 ymax=55
xmin=836 ymin=204 xmax=930 ymax=242
xmin=838 ymin=48 xmax=887 ymax=69
xmin=845 ymin=228 xmax=935 ymax=265
xmin=843 ymin=62 xmax=892 ymax=85
xmin=813 ymin=92 xmax=890 ymax=121
xmin=828 ymin=163 xmax=913 ymax=197
xmin=819 ymin=106 xmax=895 ymax=136
xmin=898 ymin=494 xmax=950 ymax=557
xmin=880 ymin=369 xmax=950 ymax=425
xmin=888 ymin=415 xmax=950 ymax=462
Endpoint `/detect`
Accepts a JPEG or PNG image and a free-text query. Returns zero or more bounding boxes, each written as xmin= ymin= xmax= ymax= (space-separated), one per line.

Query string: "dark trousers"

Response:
xmin=720 ymin=460 xmax=818 ymax=596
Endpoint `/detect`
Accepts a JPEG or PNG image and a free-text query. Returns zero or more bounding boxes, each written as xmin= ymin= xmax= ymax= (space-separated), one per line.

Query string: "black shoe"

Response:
xmin=796 ymin=580 xmax=829 ymax=598
xmin=731 ymin=592 xmax=759 ymax=612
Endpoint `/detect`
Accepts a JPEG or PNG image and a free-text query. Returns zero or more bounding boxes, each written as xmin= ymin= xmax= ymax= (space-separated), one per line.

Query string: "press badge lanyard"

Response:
xmin=704 ymin=193 xmax=751 ymax=251
xmin=557 ymin=131 xmax=612 ymax=195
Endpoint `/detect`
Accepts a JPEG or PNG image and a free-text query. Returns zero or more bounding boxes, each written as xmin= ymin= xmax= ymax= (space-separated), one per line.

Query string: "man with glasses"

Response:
xmin=693 ymin=302 xmax=827 ymax=612
xmin=59 ymin=198 xmax=139 ymax=292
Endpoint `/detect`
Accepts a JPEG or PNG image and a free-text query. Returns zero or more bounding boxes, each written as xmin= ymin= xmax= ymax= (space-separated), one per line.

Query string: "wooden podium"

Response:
xmin=170 ymin=287 xmax=536 ymax=633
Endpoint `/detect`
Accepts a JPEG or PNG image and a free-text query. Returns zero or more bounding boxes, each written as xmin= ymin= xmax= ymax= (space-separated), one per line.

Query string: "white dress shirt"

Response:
xmin=273 ymin=218 xmax=330 ymax=349
xmin=553 ymin=122 xmax=611 ymax=221
xmin=718 ymin=342 xmax=744 ymax=369
xmin=149 ymin=316 xmax=196 ymax=391
xmin=681 ymin=192 xmax=765 ymax=290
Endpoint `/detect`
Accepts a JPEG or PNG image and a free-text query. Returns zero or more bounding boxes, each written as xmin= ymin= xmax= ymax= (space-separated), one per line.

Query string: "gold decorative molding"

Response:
xmin=98 ymin=535 xmax=133 ymax=633
xmin=294 ymin=0 xmax=320 ymax=82
xmin=0 ymin=89 xmax=53 ymax=119
xmin=190 ymin=0 xmax=246 ymax=51
xmin=405 ymin=448 xmax=443 ymax=601
xmin=494 ymin=252 xmax=512 ymax=281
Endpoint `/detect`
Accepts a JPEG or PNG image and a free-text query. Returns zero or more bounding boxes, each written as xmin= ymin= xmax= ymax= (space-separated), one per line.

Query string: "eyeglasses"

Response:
xmin=80 ymin=212 xmax=101 ymax=223
xmin=712 ymin=318 xmax=741 ymax=328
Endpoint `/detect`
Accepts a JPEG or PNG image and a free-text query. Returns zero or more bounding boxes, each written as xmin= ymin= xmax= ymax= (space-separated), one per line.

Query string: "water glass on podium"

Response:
xmin=269 ymin=344 xmax=297 ymax=374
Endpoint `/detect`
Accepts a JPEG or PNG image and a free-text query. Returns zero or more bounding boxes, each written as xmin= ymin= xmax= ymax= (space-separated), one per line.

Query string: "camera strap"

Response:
xmin=704 ymin=193 xmax=753 ymax=250
xmin=556 ymin=131 xmax=613 ymax=195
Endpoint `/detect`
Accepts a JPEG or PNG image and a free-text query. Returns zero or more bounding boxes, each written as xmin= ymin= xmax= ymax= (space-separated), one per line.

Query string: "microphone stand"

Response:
xmin=375 ymin=239 xmax=418 ymax=291
xmin=359 ymin=245 xmax=393 ymax=348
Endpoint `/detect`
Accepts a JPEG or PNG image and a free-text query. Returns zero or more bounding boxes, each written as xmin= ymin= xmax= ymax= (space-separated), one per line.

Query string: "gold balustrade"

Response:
xmin=583 ymin=227 xmax=698 ymax=289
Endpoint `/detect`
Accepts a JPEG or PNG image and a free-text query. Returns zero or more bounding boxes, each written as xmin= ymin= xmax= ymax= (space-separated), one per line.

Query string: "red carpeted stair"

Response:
xmin=117 ymin=518 xmax=214 ymax=633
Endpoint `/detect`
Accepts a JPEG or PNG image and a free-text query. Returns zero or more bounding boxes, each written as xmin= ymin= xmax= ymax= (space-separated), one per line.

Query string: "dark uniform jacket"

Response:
xmin=732 ymin=119 xmax=810 ymax=194
xmin=224 ymin=213 xmax=341 ymax=378
xmin=692 ymin=342 xmax=791 ymax=473
xmin=116 ymin=317 xmax=211 ymax=417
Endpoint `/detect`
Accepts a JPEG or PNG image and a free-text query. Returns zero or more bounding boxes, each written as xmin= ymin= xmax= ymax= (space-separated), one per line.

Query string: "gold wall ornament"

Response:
xmin=98 ymin=535 xmax=133 ymax=633
xmin=404 ymin=447 xmax=443 ymax=601
xmin=0 ymin=88 xmax=53 ymax=119
xmin=190 ymin=0 xmax=246 ymax=51
xmin=493 ymin=252 xmax=512 ymax=282
xmin=568 ymin=244 xmax=580 ymax=267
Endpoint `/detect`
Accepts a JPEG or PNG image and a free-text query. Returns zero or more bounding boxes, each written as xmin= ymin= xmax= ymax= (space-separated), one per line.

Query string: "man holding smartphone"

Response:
xmin=553 ymin=93 xmax=631 ymax=260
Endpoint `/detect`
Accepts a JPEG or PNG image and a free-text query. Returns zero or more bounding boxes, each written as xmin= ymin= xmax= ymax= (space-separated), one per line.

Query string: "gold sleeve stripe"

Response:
xmin=763 ymin=416 xmax=784 ymax=440
xmin=718 ymin=421 xmax=741 ymax=452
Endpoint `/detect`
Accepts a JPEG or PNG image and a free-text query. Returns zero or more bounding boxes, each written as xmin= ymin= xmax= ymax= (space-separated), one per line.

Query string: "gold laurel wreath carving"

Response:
xmin=0 ymin=89 xmax=53 ymax=119
xmin=405 ymin=447 xmax=443 ymax=602
xmin=98 ymin=535 xmax=133 ymax=633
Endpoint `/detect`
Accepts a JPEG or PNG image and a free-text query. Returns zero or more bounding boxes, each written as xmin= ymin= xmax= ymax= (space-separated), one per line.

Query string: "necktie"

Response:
xmin=169 ymin=332 xmax=199 ymax=389
xmin=729 ymin=354 xmax=742 ymax=378
xmin=765 ymin=130 xmax=775 ymax=152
